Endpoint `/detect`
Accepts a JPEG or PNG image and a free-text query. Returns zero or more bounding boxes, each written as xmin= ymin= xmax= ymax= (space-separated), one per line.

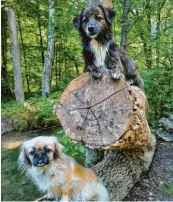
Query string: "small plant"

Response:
xmin=2 ymin=101 xmax=35 ymax=131
xmin=12 ymin=108 xmax=36 ymax=131
xmin=56 ymin=130 xmax=85 ymax=164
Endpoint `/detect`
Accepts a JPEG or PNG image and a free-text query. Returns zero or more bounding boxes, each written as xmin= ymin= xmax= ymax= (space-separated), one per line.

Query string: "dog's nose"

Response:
xmin=37 ymin=152 xmax=43 ymax=159
xmin=88 ymin=26 xmax=95 ymax=32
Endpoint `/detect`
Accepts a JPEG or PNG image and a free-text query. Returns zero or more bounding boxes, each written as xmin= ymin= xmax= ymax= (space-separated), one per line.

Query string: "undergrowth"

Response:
xmin=1 ymin=92 xmax=62 ymax=131
xmin=57 ymin=130 xmax=85 ymax=165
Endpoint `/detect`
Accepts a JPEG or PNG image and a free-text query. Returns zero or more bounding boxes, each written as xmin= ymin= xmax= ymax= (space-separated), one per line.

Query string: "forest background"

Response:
xmin=1 ymin=0 xmax=173 ymax=131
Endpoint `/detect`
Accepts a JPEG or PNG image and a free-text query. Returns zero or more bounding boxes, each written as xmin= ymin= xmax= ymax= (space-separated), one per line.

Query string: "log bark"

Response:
xmin=92 ymin=131 xmax=156 ymax=200
xmin=8 ymin=8 xmax=24 ymax=103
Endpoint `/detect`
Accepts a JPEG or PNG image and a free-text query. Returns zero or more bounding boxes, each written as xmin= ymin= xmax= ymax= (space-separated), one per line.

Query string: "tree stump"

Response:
xmin=55 ymin=69 xmax=156 ymax=200
xmin=56 ymin=69 xmax=150 ymax=151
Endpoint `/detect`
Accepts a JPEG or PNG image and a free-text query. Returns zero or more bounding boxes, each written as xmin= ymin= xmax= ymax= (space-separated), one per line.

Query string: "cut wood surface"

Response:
xmin=55 ymin=69 xmax=149 ymax=151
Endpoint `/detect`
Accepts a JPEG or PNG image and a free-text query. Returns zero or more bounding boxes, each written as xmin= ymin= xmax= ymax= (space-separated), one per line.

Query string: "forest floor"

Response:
xmin=1 ymin=130 xmax=173 ymax=201
xmin=125 ymin=139 xmax=173 ymax=201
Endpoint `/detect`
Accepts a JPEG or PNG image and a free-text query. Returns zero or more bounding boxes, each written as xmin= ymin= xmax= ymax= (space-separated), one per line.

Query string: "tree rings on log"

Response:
xmin=55 ymin=69 xmax=149 ymax=150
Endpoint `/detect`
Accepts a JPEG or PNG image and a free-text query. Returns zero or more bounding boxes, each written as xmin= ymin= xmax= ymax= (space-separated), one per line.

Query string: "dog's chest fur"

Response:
xmin=27 ymin=164 xmax=67 ymax=193
xmin=90 ymin=39 xmax=108 ymax=68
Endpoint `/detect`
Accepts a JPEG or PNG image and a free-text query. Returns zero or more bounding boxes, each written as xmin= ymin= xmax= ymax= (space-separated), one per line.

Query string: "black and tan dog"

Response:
xmin=73 ymin=5 xmax=143 ymax=88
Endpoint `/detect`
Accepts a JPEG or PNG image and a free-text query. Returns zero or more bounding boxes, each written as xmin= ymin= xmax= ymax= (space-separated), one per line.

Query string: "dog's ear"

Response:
xmin=73 ymin=9 xmax=85 ymax=29
xmin=18 ymin=146 xmax=31 ymax=171
xmin=53 ymin=143 xmax=63 ymax=159
xmin=73 ymin=14 xmax=81 ymax=29
xmin=105 ymin=8 xmax=116 ymax=23
xmin=100 ymin=5 xmax=116 ymax=24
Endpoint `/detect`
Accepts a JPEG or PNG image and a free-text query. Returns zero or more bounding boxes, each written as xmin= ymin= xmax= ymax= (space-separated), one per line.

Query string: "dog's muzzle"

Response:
xmin=33 ymin=152 xmax=49 ymax=167
xmin=86 ymin=19 xmax=101 ymax=38
xmin=88 ymin=26 xmax=96 ymax=34
xmin=87 ymin=25 xmax=98 ymax=37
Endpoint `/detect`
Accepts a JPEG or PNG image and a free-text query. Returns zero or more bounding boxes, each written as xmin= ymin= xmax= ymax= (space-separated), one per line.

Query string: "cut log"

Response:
xmin=92 ymin=130 xmax=156 ymax=200
xmin=55 ymin=69 xmax=149 ymax=151
xmin=55 ymin=70 xmax=156 ymax=200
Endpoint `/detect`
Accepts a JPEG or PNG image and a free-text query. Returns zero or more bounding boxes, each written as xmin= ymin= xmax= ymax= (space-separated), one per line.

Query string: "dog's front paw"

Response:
xmin=35 ymin=195 xmax=55 ymax=201
xmin=127 ymin=79 xmax=134 ymax=85
xmin=92 ymin=71 xmax=102 ymax=80
xmin=110 ymin=71 xmax=122 ymax=80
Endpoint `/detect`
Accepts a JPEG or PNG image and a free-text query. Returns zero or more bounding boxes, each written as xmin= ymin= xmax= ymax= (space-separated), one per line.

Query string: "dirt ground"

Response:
xmin=125 ymin=139 xmax=173 ymax=201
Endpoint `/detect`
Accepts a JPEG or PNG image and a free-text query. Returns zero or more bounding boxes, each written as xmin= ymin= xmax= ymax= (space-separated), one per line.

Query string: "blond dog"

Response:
xmin=18 ymin=136 xmax=109 ymax=201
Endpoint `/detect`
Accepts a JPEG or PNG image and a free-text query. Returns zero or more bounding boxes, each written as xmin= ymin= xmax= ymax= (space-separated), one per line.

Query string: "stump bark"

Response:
xmin=55 ymin=70 xmax=156 ymax=200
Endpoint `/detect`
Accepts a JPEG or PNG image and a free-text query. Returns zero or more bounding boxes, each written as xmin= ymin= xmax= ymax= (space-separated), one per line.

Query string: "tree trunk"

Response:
xmin=55 ymin=45 xmax=58 ymax=88
xmin=75 ymin=61 xmax=79 ymax=75
xmin=146 ymin=5 xmax=152 ymax=69
xmin=130 ymin=7 xmax=152 ymax=69
xmin=51 ymin=42 xmax=56 ymax=87
xmin=42 ymin=0 xmax=55 ymax=96
xmin=1 ymin=7 xmax=12 ymax=99
xmin=15 ymin=1 xmax=30 ymax=93
xmin=58 ymin=44 xmax=61 ymax=81
xmin=8 ymin=8 xmax=24 ymax=103
xmin=36 ymin=0 xmax=45 ymax=68
xmin=155 ymin=0 xmax=166 ymax=68
xmin=140 ymin=32 xmax=152 ymax=68
xmin=120 ymin=0 xmax=131 ymax=52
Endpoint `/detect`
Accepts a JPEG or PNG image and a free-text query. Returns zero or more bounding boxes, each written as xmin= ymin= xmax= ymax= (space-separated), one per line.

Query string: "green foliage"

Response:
xmin=1 ymin=101 xmax=24 ymax=117
xmin=142 ymin=67 xmax=173 ymax=127
xmin=1 ymin=92 xmax=62 ymax=131
xmin=29 ymin=92 xmax=62 ymax=127
xmin=160 ymin=172 xmax=173 ymax=197
xmin=2 ymin=0 xmax=173 ymax=127
xmin=1 ymin=101 xmax=35 ymax=131
xmin=57 ymin=130 xmax=85 ymax=164
xmin=164 ymin=182 xmax=173 ymax=196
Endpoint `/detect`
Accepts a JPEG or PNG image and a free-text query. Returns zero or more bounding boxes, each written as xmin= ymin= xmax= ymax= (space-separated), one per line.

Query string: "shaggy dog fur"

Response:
xmin=73 ymin=5 xmax=143 ymax=88
xmin=18 ymin=136 xmax=109 ymax=201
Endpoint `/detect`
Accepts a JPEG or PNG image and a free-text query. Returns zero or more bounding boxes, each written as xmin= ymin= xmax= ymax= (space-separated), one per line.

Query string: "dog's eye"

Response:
xmin=82 ymin=17 xmax=88 ymax=23
xmin=29 ymin=150 xmax=35 ymax=155
xmin=44 ymin=147 xmax=52 ymax=152
xmin=95 ymin=16 xmax=103 ymax=21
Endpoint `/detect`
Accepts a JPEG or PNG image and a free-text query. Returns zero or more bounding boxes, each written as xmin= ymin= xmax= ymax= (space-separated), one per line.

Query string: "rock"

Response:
xmin=159 ymin=115 xmax=173 ymax=132
xmin=156 ymin=115 xmax=173 ymax=142
xmin=1 ymin=116 xmax=14 ymax=135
